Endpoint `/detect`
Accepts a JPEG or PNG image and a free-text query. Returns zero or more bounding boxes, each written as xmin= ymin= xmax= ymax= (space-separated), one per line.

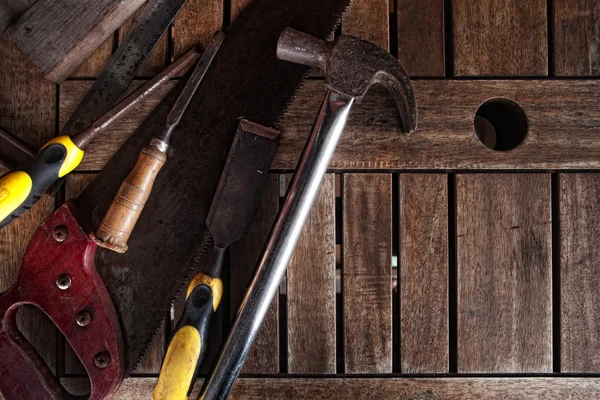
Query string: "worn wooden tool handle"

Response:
xmin=93 ymin=140 xmax=167 ymax=252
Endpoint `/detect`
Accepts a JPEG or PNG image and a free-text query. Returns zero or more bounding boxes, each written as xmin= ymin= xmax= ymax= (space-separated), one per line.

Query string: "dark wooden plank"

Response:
xmin=343 ymin=0 xmax=389 ymax=50
xmin=456 ymin=174 xmax=552 ymax=372
xmin=3 ymin=0 xmax=145 ymax=82
xmin=343 ymin=173 xmax=392 ymax=373
xmin=0 ymin=33 xmax=56 ymax=375
xmin=0 ymin=0 xmax=37 ymax=31
xmin=70 ymin=36 xmax=113 ymax=78
xmin=229 ymin=174 xmax=280 ymax=374
xmin=172 ymin=0 xmax=223 ymax=59
xmin=60 ymin=377 xmax=600 ymax=399
xmin=60 ymin=79 xmax=600 ymax=171
xmin=287 ymin=174 xmax=336 ymax=374
xmin=119 ymin=1 xmax=167 ymax=77
xmin=560 ymin=173 xmax=600 ymax=372
xmin=554 ymin=0 xmax=600 ymax=76
xmin=453 ymin=0 xmax=548 ymax=76
xmin=59 ymin=80 xmax=175 ymax=171
xmin=399 ymin=173 xmax=448 ymax=373
xmin=397 ymin=0 xmax=444 ymax=76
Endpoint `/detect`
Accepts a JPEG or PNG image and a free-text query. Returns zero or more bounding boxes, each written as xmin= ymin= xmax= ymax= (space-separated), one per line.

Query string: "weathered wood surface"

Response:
xmin=343 ymin=174 xmax=393 ymax=373
xmin=453 ymin=0 xmax=548 ymax=76
xmin=71 ymin=37 xmax=114 ymax=78
xmin=560 ymin=174 xmax=600 ymax=372
xmin=287 ymin=174 xmax=336 ymax=374
xmin=0 ymin=0 xmax=36 ymax=31
xmin=172 ymin=0 xmax=223 ymax=59
xmin=343 ymin=0 xmax=389 ymax=50
xmin=554 ymin=0 xmax=600 ymax=76
xmin=60 ymin=79 xmax=600 ymax=171
xmin=0 ymin=33 xmax=56 ymax=375
xmin=399 ymin=174 xmax=448 ymax=373
xmin=229 ymin=174 xmax=280 ymax=374
xmin=397 ymin=0 xmax=445 ymax=76
xmin=60 ymin=377 xmax=600 ymax=399
xmin=2 ymin=0 xmax=145 ymax=82
xmin=456 ymin=174 xmax=552 ymax=372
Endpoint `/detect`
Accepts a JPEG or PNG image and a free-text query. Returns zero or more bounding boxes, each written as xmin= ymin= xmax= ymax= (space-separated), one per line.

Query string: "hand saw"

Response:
xmin=0 ymin=0 xmax=349 ymax=396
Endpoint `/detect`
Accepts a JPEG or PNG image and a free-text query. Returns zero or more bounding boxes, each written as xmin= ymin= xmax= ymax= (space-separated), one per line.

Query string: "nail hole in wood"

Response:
xmin=474 ymin=98 xmax=528 ymax=151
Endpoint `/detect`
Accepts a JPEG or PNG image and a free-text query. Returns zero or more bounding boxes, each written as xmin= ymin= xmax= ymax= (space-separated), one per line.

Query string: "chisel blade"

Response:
xmin=207 ymin=119 xmax=280 ymax=249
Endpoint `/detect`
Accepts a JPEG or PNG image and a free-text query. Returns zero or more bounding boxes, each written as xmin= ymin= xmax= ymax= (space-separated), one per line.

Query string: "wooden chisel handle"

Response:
xmin=92 ymin=139 xmax=167 ymax=252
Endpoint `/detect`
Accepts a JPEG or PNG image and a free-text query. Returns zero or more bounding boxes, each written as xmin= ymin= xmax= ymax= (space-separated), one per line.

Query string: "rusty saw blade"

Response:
xmin=75 ymin=0 xmax=350 ymax=373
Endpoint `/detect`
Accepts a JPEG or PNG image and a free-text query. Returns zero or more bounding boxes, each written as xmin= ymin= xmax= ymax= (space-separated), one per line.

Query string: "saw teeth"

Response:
xmin=129 ymin=229 xmax=214 ymax=373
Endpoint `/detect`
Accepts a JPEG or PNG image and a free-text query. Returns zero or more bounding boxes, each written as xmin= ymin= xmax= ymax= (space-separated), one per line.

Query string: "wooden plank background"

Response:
xmin=2 ymin=0 xmax=600 ymax=398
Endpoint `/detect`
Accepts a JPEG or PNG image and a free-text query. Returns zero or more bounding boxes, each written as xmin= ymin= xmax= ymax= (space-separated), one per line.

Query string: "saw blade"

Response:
xmin=61 ymin=0 xmax=187 ymax=136
xmin=76 ymin=0 xmax=350 ymax=374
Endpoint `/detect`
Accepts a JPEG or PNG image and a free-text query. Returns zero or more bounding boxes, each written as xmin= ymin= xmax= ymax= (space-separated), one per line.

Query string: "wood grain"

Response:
xmin=0 ymin=33 xmax=56 ymax=376
xmin=343 ymin=174 xmax=393 ymax=373
xmin=60 ymin=79 xmax=600 ymax=171
xmin=172 ymin=0 xmax=223 ymax=59
xmin=554 ymin=0 xmax=600 ymax=76
xmin=70 ymin=36 xmax=113 ymax=78
xmin=399 ymin=174 xmax=448 ymax=373
xmin=60 ymin=377 xmax=600 ymax=399
xmin=343 ymin=0 xmax=389 ymax=50
xmin=453 ymin=0 xmax=548 ymax=76
xmin=560 ymin=173 xmax=600 ymax=372
xmin=0 ymin=0 xmax=36 ymax=31
xmin=456 ymin=174 xmax=552 ymax=372
xmin=3 ymin=0 xmax=145 ymax=82
xmin=397 ymin=0 xmax=445 ymax=76
xmin=287 ymin=174 xmax=336 ymax=374
xmin=230 ymin=0 xmax=251 ymax=20
xmin=229 ymin=174 xmax=280 ymax=374
xmin=119 ymin=1 xmax=167 ymax=76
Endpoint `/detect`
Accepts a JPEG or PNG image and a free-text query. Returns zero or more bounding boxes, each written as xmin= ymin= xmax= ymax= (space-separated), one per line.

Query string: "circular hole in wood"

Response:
xmin=474 ymin=98 xmax=528 ymax=151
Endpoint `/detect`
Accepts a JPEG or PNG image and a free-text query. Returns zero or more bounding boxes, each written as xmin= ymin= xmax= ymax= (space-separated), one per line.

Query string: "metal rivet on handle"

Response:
xmin=52 ymin=226 xmax=68 ymax=242
xmin=94 ymin=352 xmax=110 ymax=369
xmin=76 ymin=310 xmax=92 ymax=327
xmin=56 ymin=274 xmax=71 ymax=290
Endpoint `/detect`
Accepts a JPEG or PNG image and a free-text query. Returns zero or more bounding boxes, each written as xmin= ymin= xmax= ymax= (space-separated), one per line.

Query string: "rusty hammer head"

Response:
xmin=277 ymin=28 xmax=417 ymax=134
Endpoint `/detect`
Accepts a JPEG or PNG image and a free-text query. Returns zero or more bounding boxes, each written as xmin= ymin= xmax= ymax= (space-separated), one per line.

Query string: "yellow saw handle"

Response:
xmin=0 ymin=136 xmax=83 ymax=228
xmin=153 ymin=273 xmax=223 ymax=400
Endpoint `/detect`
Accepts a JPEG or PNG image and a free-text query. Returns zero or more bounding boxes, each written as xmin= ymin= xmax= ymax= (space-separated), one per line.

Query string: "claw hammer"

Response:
xmin=200 ymin=28 xmax=418 ymax=399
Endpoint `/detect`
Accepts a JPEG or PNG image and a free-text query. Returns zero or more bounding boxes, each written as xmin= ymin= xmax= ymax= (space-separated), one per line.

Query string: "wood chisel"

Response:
xmin=153 ymin=119 xmax=280 ymax=400
xmin=0 ymin=48 xmax=199 ymax=228
xmin=91 ymin=32 xmax=224 ymax=253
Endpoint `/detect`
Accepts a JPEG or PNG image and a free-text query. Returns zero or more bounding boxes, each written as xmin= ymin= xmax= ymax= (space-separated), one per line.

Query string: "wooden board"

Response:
xmin=399 ymin=174 xmax=448 ymax=373
xmin=172 ymin=0 xmax=223 ymax=59
xmin=59 ymin=79 xmax=600 ymax=171
xmin=456 ymin=174 xmax=552 ymax=372
xmin=343 ymin=174 xmax=393 ymax=373
xmin=453 ymin=0 xmax=548 ymax=75
xmin=343 ymin=0 xmax=389 ymax=50
xmin=559 ymin=174 xmax=600 ymax=372
xmin=229 ymin=174 xmax=280 ymax=374
xmin=60 ymin=377 xmax=600 ymax=399
xmin=287 ymin=174 xmax=336 ymax=374
xmin=230 ymin=0 xmax=251 ymax=20
xmin=554 ymin=0 xmax=600 ymax=76
xmin=397 ymin=0 xmax=445 ymax=76
xmin=70 ymin=37 xmax=113 ymax=78
xmin=2 ymin=0 xmax=145 ymax=82
xmin=0 ymin=33 xmax=56 ymax=376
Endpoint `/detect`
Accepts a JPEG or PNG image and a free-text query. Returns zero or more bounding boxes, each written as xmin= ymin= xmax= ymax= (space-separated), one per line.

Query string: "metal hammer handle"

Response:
xmin=200 ymin=89 xmax=354 ymax=399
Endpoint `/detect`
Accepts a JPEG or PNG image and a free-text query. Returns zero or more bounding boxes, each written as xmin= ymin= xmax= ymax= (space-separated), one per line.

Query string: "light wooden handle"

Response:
xmin=93 ymin=142 xmax=167 ymax=252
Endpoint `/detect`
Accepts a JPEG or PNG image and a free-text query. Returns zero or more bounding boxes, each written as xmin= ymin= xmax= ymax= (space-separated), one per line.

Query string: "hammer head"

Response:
xmin=277 ymin=28 xmax=417 ymax=134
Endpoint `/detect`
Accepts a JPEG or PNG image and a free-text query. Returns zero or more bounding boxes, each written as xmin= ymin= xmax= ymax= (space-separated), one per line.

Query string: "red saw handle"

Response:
xmin=0 ymin=202 xmax=124 ymax=399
